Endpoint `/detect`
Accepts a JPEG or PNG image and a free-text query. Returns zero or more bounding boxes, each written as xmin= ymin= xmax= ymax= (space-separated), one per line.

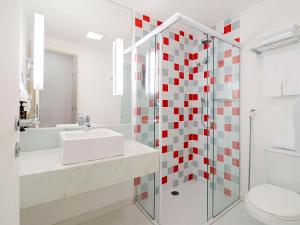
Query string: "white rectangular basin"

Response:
xmin=60 ymin=128 xmax=124 ymax=164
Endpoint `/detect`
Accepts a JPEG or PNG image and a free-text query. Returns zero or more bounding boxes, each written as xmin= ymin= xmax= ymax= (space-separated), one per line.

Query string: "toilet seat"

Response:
xmin=245 ymin=184 xmax=300 ymax=225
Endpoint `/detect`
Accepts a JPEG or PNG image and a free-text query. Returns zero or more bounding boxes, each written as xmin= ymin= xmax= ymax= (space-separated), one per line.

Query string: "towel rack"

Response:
xmin=251 ymin=24 xmax=300 ymax=56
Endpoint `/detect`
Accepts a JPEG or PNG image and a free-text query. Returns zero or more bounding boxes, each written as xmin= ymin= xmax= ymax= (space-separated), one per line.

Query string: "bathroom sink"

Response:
xmin=59 ymin=128 xmax=124 ymax=164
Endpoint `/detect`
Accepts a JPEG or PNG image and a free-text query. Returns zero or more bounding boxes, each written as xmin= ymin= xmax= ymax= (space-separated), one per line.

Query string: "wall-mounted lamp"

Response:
xmin=113 ymin=38 xmax=124 ymax=96
xmin=33 ymin=13 xmax=44 ymax=90
xmin=145 ymin=49 xmax=156 ymax=96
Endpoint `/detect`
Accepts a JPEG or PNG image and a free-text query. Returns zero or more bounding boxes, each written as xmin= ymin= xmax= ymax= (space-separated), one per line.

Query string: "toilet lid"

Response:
xmin=247 ymin=184 xmax=300 ymax=220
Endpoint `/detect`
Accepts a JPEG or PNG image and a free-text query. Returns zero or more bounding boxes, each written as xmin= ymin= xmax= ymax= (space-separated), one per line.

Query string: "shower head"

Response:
xmin=201 ymin=38 xmax=212 ymax=45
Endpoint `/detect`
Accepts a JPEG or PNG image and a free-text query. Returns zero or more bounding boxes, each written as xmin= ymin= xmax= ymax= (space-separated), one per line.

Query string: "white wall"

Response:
xmin=239 ymin=0 xmax=300 ymax=195
xmin=0 ymin=0 xmax=21 ymax=225
xmin=45 ymin=38 xmax=122 ymax=125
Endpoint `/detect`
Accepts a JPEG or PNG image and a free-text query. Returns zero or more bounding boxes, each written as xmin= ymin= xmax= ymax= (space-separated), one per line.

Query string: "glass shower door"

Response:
xmin=211 ymin=37 xmax=240 ymax=217
xmin=133 ymin=35 xmax=158 ymax=219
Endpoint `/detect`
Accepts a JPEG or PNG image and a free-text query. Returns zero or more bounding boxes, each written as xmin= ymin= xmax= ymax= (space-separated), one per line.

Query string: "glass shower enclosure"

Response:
xmin=132 ymin=13 xmax=240 ymax=225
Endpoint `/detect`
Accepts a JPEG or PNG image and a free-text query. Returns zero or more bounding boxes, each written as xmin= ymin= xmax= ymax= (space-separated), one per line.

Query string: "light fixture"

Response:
xmin=86 ymin=32 xmax=104 ymax=41
xmin=113 ymin=38 xmax=124 ymax=96
xmin=33 ymin=13 xmax=45 ymax=90
xmin=145 ymin=49 xmax=156 ymax=96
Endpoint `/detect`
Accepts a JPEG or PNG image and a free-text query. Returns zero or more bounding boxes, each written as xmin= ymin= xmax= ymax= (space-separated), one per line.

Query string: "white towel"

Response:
xmin=282 ymin=47 xmax=300 ymax=96
xmin=261 ymin=53 xmax=282 ymax=97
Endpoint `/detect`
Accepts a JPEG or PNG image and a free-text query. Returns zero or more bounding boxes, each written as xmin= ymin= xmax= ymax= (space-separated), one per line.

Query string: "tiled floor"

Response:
xmin=161 ymin=181 xmax=207 ymax=225
xmin=79 ymin=201 xmax=263 ymax=225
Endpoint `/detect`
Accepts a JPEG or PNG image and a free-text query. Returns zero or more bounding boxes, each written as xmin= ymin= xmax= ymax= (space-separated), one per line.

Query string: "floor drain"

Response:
xmin=171 ymin=191 xmax=179 ymax=196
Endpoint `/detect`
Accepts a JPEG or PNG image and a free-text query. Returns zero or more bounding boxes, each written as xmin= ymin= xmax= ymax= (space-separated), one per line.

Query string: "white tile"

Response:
xmin=213 ymin=202 xmax=263 ymax=225
xmin=79 ymin=204 xmax=152 ymax=225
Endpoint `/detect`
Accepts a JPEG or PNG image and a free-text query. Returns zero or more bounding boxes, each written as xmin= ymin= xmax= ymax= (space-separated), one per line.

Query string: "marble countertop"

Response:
xmin=20 ymin=140 xmax=159 ymax=209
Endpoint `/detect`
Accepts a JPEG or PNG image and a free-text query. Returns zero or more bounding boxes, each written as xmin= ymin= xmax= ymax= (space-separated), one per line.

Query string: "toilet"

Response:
xmin=245 ymin=97 xmax=300 ymax=225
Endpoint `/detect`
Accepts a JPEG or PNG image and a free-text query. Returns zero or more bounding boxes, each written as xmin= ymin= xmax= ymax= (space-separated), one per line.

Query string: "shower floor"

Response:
xmin=160 ymin=180 xmax=207 ymax=225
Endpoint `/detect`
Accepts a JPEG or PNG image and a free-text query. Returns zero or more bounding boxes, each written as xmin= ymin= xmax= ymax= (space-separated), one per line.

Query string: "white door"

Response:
xmin=0 ymin=0 xmax=21 ymax=225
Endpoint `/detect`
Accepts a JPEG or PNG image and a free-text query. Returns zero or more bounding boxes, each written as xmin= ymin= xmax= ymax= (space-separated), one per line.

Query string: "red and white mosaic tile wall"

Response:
xmin=134 ymin=13 xmax=240 ymax=202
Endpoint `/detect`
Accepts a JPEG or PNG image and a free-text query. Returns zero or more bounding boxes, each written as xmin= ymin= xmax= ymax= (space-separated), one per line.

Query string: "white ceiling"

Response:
xmin=23 ymin=0 xmax=263 ymax=52
xmin=113 ymin=0 xmax=263 ymax=27
xmin=23 ymin=0 xmax=132 ymax=52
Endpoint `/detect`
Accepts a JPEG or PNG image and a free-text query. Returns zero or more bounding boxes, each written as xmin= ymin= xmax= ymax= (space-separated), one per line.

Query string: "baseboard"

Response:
xmin=55 ymin=197 xmax=133 ymax=225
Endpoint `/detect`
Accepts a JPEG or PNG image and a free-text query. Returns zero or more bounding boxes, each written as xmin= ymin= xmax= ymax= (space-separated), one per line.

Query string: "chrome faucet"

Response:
xmin=84 ymin=115 xmax=91 ymax=130
xmin=77 ymin=114 xmax=91 ymax=130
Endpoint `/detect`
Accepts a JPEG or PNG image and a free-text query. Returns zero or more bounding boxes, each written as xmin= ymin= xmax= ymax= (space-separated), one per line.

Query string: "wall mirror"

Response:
xmin=20 ymin=0 xmax=132 ymax=128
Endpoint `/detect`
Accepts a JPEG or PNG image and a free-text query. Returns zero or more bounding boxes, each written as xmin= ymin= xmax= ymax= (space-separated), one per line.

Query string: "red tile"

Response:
xmin=142 ymin=15 xmax=150 ymax=22
xmin=233 ymin=55 xmax=240 ymax=64
xmin=204 ymin=43 xmax=209 ymax=49
xmin=224 ymin=124 xmax=232 ymax=132
xmin=163 ymin=53 xmax=169 ymax=61
xmin=204 ymin=172 xmax=210 ymax=180
xmin=180 ymin=30 xmax=185 ymax=36
xmin=142 ymin=116 xmax=148 ymax=124
xmin=134 ymin=177 xmax=141 ymax=186
xmin=204 ymin=71 xmax=210 ymax=78
xmin=162 ymin=130 xmax=168 ymax=138
xmin=203 ymin=114 xmax=209 ymax=121
xmin=224 ymin=188 xmax=232 ymax=197
xmin=204 ymin=85 xmax=210 ymax=93
xmin=174 ymin=78 xmax=179 ymax=85
xmin=184 ymin=141 xmax=189 ymax=148
xmin=224 ymin=24 xmax=232 ymax=34
xmin=173 ymin=150 xmax=179 ymax=158
xmin=141 ymin=191 xmax=148 ymax=200
xmin=193 ymin=108 xmax=198 ymax=114
xmin=188 ymin=173 xmax=193 ymax=180
xmin=179 ymin=156 xmax=184 ymax=164
xmin=204 ymin=129 xmax=210 ymax=136
xmin=217 ymin=107 xmax=224 ymax=115
xmin=184 ymin=59 xmax=189 ymax=66
xmin=193 ymin=147 xmax=198 ymax=154
xmin=217 ymin=154 xmax=224 ymax=162
xmin=189 ymin=34 xmax=193 ymax=40
xmin=157 ymin=20 xmax=163 ymax=26
xmin=173 ymin=165 xmax=179 ymax=173
xmin=189 ymin=154 xmax=193 ymax=161
xmin=179 ymin=72 xmax=184 ymax=79
xmin=134 ymin=125 xmax=141 ymax=133
xmin=234 ymin=37 xmax=240 ymax=42
xmin=224 ymin=172 xmax=232 ymax=181
xmin=232 ymin=107 xmax=240 ymax=115
xmin=184 ymin=101 xmax=189 ymax=107
xmin=162 ymin=100 xmax=168 ymax=107
xmin=174 ymin=107 xmax=179 ymax=114
xmin=193 ymin=53 xmax=198 ymax=60
xmin=134 ymin=107 xmax=141 ymax=115
xmin=225 ymin=74 xmax=232 ymax=82
xmin=210 ymin=167 xmax=216 ymax=175
xmin=232 ymin=141 xmax=240 ymax=150
xmin=189 ymin=114 xmax=193 ymax=121
xmin=135 ymin=18 xmax=143 ymax=28
xmin=179 ymin=115 xmax=184 ymax=121
xmin=193 ymin=66 xmax=198 ymax=73
xmin=204 ymin=157 xmax=209 ymax=165
xmin=162 ymin=176 xmax=168 ymax=184
xmin=174 ymin=63 xmax=179 ymax=71
xmin=174 ymin=34 xmax=180 ymax=41
xmin=218 ymin=59 xmax=224 ymax=68
xmin=224 ymin=148 xmax=232 ymax=156
xmin=189 ymin=74 xmax=193 ymax=80
xmin=173 ymin=122 xmax=179 ymax=129
xmin=224 ymin=49 xmax=232 ymax=58
xmin=163 ymin=37 xmax=169 ymax=45
xmin=162 ymin=145 xmax=168 ymax=153
xmin=232 ymin=158 xmax=240 ymax=167
xmin=162 ymin=84 xmax=168 ymax=92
